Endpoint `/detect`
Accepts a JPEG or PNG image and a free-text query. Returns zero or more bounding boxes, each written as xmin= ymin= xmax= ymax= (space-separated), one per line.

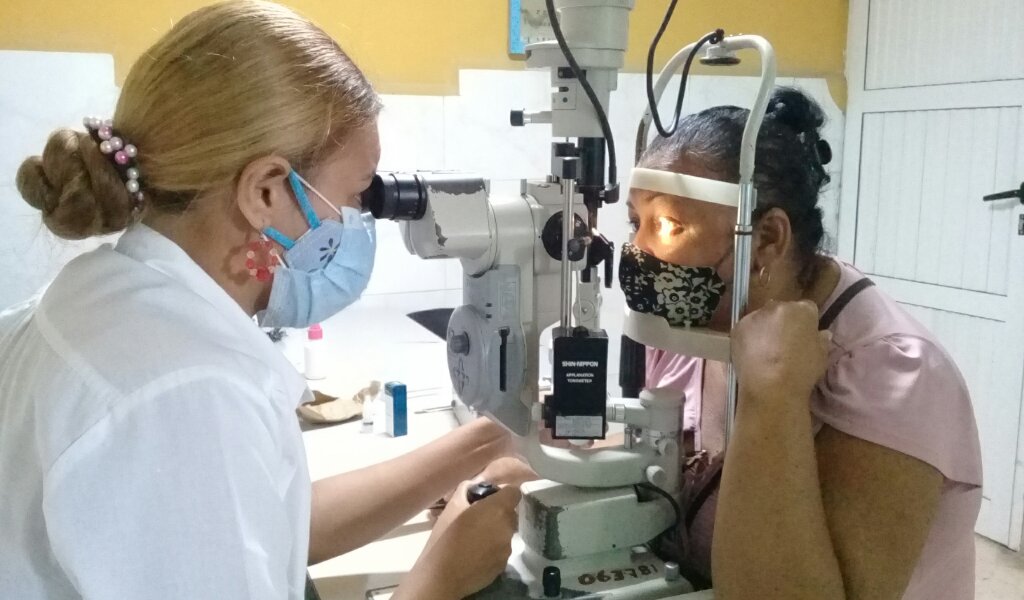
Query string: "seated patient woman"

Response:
xmin=624 ymin=88 xmax=982 ymax=600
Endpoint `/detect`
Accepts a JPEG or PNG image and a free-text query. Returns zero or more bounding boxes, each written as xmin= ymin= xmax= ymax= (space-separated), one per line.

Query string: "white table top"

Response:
xmin=304 ymin=408 xmax=458 ymax=599
xmin=288 ymin=305 xmax=458 ymax=597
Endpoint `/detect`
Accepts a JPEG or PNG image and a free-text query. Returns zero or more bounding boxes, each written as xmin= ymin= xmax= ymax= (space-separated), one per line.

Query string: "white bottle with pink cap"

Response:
xmin=303 ymin=324 xmax=327 ymax=380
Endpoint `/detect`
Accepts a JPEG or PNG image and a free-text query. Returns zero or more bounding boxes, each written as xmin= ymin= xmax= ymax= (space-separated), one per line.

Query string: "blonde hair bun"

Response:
xmin=16 ymin=129 xmax=135 ymax=240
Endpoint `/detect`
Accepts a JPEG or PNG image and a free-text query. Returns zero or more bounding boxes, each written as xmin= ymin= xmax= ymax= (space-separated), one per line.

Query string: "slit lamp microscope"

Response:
xmin=361 ymin=1 xmax=776 ymax=597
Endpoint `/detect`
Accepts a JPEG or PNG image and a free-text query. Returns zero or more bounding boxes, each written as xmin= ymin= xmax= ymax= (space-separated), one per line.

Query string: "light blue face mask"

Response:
xmin=258 ymin=171 xmax=376 ymax=329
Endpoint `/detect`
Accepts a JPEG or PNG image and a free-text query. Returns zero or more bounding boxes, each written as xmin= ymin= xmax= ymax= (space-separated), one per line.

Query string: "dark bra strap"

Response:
xmin=684 ymin=276 xmax=876 ymax=540
xmin=683 ymin=278 xmax=875 ymax=535
xmin=818 ymin=278 xmax=875 ymax=331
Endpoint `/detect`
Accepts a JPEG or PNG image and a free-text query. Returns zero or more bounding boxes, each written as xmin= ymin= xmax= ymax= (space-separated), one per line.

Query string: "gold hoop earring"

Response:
xmin=758 ymin=266 xmax=772 ymax=287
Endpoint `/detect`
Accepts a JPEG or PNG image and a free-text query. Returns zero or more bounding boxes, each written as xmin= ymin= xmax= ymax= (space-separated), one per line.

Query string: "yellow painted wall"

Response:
xmin=0 ymin=0 xmax=848 ymax=106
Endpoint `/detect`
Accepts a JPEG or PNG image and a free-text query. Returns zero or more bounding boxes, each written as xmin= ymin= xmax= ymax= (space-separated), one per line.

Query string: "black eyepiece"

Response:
xmin=361 ymin=172 xmax=429 ymax=221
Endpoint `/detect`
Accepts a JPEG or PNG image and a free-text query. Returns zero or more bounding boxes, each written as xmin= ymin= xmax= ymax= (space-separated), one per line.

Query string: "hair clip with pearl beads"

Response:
xmin=82 ymin=116 xmax=144 ymax=211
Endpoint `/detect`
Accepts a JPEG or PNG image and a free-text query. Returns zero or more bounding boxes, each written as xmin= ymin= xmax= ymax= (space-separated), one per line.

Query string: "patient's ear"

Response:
xmin=752 ymin=207 xmax=793 ymax=272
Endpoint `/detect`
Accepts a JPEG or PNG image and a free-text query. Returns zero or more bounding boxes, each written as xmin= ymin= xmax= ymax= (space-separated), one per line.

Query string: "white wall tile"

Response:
xmin=442 ymin=70 xmax=553 ymax=180
xmin=0 ymin=51 xmax=119 ymax=310
xmin=376 ymin=94 xmax=445 ymax=172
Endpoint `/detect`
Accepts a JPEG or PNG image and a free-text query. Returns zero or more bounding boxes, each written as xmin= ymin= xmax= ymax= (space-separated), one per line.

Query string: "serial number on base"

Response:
xmin=577 ymin=563 xmax=659 ymax=586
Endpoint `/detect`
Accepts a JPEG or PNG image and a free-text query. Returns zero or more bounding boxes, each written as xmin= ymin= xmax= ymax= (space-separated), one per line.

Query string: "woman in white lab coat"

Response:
xmin=0 ymin=2 xmax=521 ymax=598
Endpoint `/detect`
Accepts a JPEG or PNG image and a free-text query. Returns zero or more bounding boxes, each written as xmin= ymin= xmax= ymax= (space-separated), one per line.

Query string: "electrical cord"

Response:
xmin=645 ymin=0 xmax=724 ymax=138
xmin=544 ymin=0 xmax=618 ymax=200
xmin=635 ymin=482 xmax=682 ymax=536
xmin=645 ymin=0 xmax=683 ymax=137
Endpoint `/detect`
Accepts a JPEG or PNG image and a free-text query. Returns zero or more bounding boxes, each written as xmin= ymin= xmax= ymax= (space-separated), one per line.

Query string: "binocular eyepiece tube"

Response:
xmin=361 ymin=172 xmax=430 ymax=221
xmin=361 ymin=172 xmax=490 ymax=222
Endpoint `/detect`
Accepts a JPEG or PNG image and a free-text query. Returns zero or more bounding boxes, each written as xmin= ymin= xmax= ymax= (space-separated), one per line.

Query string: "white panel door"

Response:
xmin=841 ymin=0 xmax=1024 ymax=548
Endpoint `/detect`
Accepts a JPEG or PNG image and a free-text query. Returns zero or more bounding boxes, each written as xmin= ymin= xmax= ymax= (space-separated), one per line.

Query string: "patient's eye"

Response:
xmin=656 ymin=215 xmax=684 ymax=241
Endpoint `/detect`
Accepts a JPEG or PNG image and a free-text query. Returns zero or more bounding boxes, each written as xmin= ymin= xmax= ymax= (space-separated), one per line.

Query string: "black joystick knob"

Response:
xmin=466 ymin=482 xmax=500 ymax=504
xmin=510 ymin=110 xmax=525 ymax=127
xmin=542 ymin=566 xmax=561 ymax=597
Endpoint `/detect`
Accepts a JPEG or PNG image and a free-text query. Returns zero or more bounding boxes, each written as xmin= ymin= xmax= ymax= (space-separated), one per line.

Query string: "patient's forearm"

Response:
xmin=712 ymin=387 xmax=845 ymax=600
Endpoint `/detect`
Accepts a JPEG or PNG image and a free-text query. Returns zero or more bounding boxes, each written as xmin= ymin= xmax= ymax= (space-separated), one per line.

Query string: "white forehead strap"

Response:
xmin=630 ymin=167 xmax=739 ymax=208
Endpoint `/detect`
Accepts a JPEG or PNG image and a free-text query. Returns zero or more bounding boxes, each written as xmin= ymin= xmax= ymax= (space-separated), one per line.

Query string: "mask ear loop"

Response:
xmin=287 ymin=171 xmax=324 ymax=227
xmin=291 ymin=171 xmax=343 ymax=218
xmin=712 ymin=245 xmax=734 ymax=272
xmin=262 ymin=227 xmax=296 ymax=251
xmin=258 ymin=171 xmax=339 ymax=256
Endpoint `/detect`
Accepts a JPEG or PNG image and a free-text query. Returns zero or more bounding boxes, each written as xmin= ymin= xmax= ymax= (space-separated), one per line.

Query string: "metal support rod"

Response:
xmin=726 ymin=182 xmax=756 ymax=446
xmin=560 ymin=177 xmax=577 ymax=330
xmin=722 ymin=37 xmax=774 ymax=447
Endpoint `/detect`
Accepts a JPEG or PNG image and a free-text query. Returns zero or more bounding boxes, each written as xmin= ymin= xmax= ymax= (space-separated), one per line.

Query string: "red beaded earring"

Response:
xmin=245 ymin=237 xmax=281 ymax=282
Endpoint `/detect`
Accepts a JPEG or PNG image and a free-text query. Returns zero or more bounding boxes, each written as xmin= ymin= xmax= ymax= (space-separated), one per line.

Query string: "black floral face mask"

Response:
xmin=618 ymin=242 xmax=729 ymax=328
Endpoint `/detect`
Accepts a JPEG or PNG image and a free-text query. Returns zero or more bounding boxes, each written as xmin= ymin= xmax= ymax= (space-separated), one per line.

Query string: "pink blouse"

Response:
xmin=647 ymin=259 xmax=983 ymax=599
